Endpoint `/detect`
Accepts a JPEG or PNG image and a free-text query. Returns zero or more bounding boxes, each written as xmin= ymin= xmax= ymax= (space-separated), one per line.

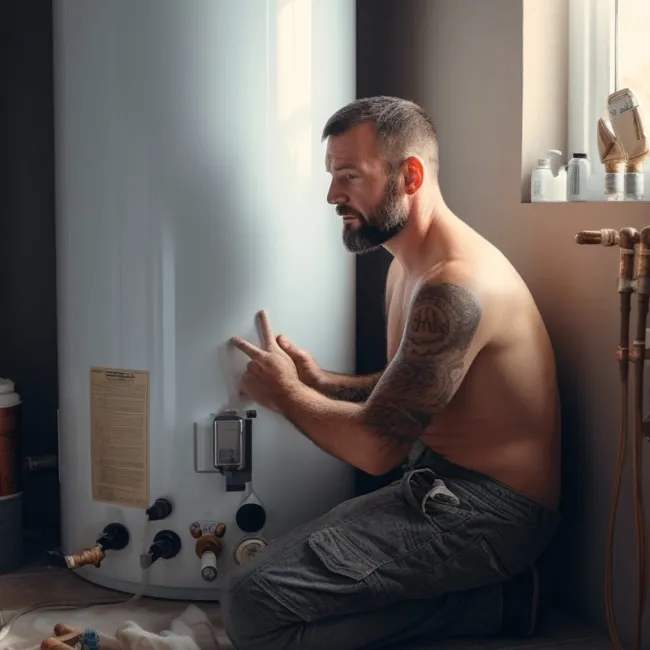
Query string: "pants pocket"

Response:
xmin=308 ymin=526 xmax=382 ymax=581
xmin=402 ymin=468 xmax=476 ymax=535
xmin=252 ymin=535 xmax=370 ymax=623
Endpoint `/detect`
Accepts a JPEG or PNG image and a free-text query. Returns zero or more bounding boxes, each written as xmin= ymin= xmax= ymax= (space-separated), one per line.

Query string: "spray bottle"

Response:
xmin=531 ymin=150 xmax=566 ymax=202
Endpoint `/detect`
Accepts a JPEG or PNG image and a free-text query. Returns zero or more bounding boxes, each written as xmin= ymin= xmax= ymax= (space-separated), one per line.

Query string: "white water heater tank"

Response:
xmin=53 ymin=0 xmax=356 ymax=600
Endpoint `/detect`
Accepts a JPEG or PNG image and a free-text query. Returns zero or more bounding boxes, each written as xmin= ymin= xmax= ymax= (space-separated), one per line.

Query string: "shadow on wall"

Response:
xmin=353 ymin=0 xmax=426 ymax=495
xmin=523 ymin=216 xmax=632 ymax=615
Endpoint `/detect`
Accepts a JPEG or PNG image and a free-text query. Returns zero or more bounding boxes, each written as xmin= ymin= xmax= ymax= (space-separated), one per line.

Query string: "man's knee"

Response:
xmin=221 ymin=559 xmax=294 ymax=650
xmin=221 ymin=563 xmax=261 ymax=649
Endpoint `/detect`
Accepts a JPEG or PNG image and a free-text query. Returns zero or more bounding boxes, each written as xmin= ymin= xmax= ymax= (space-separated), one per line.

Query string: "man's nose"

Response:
xmin=326 ymin=182 xmax=347 ymax=206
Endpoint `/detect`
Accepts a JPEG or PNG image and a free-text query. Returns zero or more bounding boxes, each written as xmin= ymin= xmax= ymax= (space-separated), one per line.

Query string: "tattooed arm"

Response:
xmin=274 ymin=276 xmax=485 ymax=474
xmin=320 ymin=372 xmax=384 ymax=402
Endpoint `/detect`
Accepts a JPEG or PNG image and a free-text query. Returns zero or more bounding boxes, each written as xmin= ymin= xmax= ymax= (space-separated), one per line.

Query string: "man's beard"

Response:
xmin=339 ymin=173 xmax=409 ymax=254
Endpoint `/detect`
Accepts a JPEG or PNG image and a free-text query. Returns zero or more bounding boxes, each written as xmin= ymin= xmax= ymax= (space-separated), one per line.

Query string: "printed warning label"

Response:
xmin=90 ymin=367 xmax=150 ymax=508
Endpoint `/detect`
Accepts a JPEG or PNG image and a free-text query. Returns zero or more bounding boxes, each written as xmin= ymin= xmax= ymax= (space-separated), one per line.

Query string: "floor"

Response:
xmin=0 ymin=561 xmax=614 ymax=650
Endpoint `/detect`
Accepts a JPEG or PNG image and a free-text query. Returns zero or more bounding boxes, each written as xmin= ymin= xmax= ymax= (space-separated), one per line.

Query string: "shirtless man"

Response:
xmin=224 ymin=96 xmax=561 ymax=650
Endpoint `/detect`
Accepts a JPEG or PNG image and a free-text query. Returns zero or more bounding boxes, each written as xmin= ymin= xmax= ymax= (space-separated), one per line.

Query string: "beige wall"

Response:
xmin=357 ymin=0 xmax=650 ymax=642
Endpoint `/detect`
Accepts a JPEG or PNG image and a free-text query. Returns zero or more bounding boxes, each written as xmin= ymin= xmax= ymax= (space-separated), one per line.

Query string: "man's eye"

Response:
xmin=346 ymin=174 xmax=358 ymax=180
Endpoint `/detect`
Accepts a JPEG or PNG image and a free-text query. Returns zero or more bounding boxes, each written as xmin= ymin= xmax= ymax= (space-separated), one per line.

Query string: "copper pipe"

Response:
xmin=630 ymin=226 xmax=650 ymax=650
xmin=60 ymin=545 xmax=106 ymax=569
xmin=591 ymin=227 xmax=638 ymax=650
xmin=575 ymin=228 xmax=620 ymax=246
xmin=576 ymin=226 xmax=649 ymax=650
xmin=41 ymin=628 xmax=82 ymax=650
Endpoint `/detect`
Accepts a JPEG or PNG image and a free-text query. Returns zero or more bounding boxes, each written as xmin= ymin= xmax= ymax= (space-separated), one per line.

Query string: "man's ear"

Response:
xmin=402 ymin=156 xmax=425 ymax=195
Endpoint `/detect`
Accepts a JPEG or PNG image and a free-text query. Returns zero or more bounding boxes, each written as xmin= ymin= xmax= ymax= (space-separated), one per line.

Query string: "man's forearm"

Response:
xmin=317 ymin=371 xmax=383 ymax=403
xmin=276 ymin=381 xmax=405 ymax=475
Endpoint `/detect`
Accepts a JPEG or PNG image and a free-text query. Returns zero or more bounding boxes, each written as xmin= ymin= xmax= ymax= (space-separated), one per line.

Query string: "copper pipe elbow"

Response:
xmin=618 ymin=228 xmax=639 ymax=292
xmin=619 ymin=227 xmax=639 ymax=251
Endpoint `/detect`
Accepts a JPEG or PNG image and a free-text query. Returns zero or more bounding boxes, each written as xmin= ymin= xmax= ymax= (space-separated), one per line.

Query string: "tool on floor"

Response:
xmin=41 ymin=623 xmax=120 ymax=650
xmin=0 ymin=514 xmax=154 ymax=645
xmin=575 ymin=226 xmax=649 ymax=650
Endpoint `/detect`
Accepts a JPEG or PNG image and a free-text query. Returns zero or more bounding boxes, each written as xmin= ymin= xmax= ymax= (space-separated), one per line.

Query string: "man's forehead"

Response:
xmin=324 ymin=122 xmax=380 ymax=169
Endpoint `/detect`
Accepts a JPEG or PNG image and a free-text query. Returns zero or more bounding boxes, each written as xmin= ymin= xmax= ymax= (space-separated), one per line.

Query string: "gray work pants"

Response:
xmin=221 ymin=442 xmax=560 ymax=650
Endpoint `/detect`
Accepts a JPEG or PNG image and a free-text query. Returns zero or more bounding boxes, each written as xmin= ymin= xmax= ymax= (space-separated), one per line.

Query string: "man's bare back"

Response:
xmin=384 ymin=215 xmax=560 ymax=509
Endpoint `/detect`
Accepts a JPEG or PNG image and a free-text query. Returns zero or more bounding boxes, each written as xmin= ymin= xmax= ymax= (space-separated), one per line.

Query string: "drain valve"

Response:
xmin=195 ymin=533 xmax=223 ymax=582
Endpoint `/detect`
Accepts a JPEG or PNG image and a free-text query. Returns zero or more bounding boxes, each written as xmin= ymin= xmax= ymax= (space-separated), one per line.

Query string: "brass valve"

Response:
xmin=47 ymin=522 xmax=129 ymax=569
xmin=195 ymin=533 xmax=223 ymax=582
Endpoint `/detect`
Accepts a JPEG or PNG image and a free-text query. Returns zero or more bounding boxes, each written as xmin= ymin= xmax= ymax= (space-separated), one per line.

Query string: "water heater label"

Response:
xmin=90 ymin=366 xmax=150 ymax=508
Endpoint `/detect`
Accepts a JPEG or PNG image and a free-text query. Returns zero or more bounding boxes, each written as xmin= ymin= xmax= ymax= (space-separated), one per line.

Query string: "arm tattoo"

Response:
xmin=324 ymin=373 xmax=383 ymax=403
xmin=363 ymin=282 xmax=482 ymax=445
xmin=326 ymin=385 xmax=374 ymax=403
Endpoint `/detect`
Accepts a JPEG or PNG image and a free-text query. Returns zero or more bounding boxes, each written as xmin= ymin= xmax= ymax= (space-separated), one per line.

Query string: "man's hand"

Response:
xmin=276 ymin=335 xmax=325 ymax=389
xmin=230 ymin=311 xmax=300 ymax=412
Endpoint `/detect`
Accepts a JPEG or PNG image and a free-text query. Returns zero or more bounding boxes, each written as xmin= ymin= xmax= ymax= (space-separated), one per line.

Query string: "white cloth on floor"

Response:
xmin=113 ymin=605 xmax=220 ymax=650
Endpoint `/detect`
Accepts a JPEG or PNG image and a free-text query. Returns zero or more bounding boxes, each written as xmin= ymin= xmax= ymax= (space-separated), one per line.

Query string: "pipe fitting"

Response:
xmin=142 ymin=530 xmax=182 ymax=568
xmin=575 ymin=228 xmax=620 ymax=246
xmin=146 ymin=497 xmax=173 ymax=521
xmin=618 ymin=227 xmax=639 ymax=294
xmin=195 ymin=533 xmax=223 ymax=582
xmin=47 ymin=522 xmax=130 ymax=569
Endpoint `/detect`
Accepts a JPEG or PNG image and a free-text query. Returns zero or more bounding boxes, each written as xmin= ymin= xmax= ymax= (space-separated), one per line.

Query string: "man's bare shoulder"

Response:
xmin=417 ymin=257 xmax=515 ymax=350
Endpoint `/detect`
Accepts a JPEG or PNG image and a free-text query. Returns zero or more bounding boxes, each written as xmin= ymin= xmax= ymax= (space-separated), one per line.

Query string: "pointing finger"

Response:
xmin=257 ymin=310 xmax=275 ymax=350
xmin=230 ymin=336 xmax=263 ymax=358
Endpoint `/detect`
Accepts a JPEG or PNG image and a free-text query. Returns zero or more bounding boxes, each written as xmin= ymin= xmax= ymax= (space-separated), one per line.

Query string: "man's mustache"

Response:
xmin=336 ymin=205 xmax=364 ymax=219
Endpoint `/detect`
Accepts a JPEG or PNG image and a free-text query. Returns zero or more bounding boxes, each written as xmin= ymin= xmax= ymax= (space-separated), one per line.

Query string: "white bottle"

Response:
xmin=567 ymin=153 xmax=590 ymax=201
xmin=531 ymin=157 xmax=555 ymax=202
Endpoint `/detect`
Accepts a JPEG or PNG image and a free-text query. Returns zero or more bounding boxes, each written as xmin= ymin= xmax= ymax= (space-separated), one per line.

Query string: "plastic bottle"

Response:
xmin=531 ymin=157 xmax=555 ymax=202
xmin=531 ymin=150 xmax=566 ymax=202
xmin=567 ymin=153 xmax=590 ymax=201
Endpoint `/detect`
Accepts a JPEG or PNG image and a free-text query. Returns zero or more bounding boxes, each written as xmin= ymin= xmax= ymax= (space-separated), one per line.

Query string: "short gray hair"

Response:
xmin=321 ymin=96 xmax=439 ymax=177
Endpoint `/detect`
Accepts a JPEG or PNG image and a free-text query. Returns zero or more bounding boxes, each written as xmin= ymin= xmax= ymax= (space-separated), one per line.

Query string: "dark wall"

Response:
xmin=355 ymin=0 xmax=426 ymax=379
xmin=354 ymin=0 xmax=434 ymax=495
xmin=0 ymin=1 xmax=60 ymax=551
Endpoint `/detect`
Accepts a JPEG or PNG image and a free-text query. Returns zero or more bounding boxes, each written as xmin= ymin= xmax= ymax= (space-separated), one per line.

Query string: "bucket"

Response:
xmin=0 ymin=378 xmax=23 ymax=573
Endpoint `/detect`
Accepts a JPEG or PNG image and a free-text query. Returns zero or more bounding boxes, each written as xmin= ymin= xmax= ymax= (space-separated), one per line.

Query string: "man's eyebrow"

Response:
xmin=332 ymin=163 xmax=360 ymax=172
